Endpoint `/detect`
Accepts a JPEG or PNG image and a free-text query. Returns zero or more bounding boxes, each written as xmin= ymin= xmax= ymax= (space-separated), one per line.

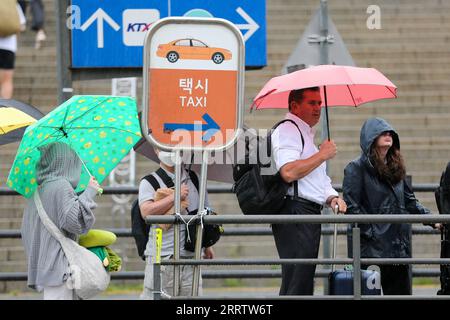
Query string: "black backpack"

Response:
xmin=435 ymin=162 xmax=450 ymax=295
xmin=131 ymin=168 xmax=199 ymax=260
xmin=232 ymin=119 xmax=304 ymax=215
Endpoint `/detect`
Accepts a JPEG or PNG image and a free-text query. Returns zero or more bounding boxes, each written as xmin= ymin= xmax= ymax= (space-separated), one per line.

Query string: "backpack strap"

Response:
xmin=151 ymin=167 xmax=200 ymax=192
xmin=188 ymin=170 xmax=200 ymax=192
xmin=267 ymin=119 xmax=305 ymax=160
xmin=154 ymin=167 xmax=175 ymax=188
xmin=293 ymin=181 xmax=300 ymax=200
xmin=142 ymin=174 xmax=160 ymax=191
xmin=269 ymin=119 xmax=305 ymax=199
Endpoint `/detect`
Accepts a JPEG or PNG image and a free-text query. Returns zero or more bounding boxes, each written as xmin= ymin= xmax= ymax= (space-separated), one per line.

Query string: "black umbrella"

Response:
xmin=0 ymin=99 xmax=45 ymax=145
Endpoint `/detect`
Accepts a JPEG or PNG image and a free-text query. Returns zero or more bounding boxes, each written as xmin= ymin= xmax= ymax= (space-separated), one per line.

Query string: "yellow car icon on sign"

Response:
xmin=156 ymin=38 xmax=232 ymax=64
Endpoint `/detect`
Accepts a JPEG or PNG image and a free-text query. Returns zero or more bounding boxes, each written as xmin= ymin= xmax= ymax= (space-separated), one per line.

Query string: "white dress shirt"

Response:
xmin=271 ymin=112 xmax=338 ymax=205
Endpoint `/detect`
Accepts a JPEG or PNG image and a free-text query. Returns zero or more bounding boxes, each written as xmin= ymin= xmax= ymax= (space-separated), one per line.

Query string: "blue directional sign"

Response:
xmin=70 ymin=0 xmax=266 ymax=68
xmin=171 ymin=0 xmax=266 ymax=68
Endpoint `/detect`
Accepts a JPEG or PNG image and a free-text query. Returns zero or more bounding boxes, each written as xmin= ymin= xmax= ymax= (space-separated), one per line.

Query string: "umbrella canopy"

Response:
xmin=0 ymin=108 xmax=37 ymax=134
xmin=134 ymin=126 xmax=259 ymax=185
xmin=7 ymin=95 xmax=142 ymax=197
xmin=0 ymin=99 xmax=45 ymax=145
xmin=252 ymin=65 xmax=397 ymax=110
xmin=134 ymin=137 xmax=235 ymax=184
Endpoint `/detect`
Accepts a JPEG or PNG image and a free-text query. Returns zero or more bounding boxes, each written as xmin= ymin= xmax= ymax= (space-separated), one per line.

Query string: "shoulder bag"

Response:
xmin=34 ymin=192 xmax=110 ymax=300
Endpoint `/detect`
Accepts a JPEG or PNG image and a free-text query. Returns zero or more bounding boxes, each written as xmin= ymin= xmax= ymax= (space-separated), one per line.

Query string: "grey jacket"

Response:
xmin=21 ymin=142 xmax=97 ymax=290
xmin=343 ymin=118 xmax=430 ymax=258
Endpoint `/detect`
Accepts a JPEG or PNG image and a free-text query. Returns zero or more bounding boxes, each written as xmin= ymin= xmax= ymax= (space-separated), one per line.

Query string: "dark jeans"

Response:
xmin=362 ymin=264 xmax=412 ymax=295
xmin=18 ymin=0 xmax=45 ymax=31
xmin=272 ymin=198 xmax=322 ymax=295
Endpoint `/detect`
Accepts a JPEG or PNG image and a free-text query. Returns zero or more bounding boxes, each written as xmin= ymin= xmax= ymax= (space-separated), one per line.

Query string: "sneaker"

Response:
xmin=35 ymin=29 xmax=47 ymax=49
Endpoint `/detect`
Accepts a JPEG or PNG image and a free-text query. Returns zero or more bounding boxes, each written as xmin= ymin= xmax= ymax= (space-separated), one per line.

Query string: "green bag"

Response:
xmin=0 ymin=0 xmax=21 ymax=37
xmin=88 ymin=246 xmax=110 ymax=269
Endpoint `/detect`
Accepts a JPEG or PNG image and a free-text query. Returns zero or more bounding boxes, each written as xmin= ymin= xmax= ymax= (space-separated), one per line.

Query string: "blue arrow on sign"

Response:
xmin=163 ymin=113 xmax=220 ymax=141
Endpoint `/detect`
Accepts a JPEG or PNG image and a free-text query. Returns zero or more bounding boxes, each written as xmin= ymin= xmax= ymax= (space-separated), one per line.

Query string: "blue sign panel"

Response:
xmin=170 ymin=0 xmax=266 ymax=68
xmin=70 ymin=0 xmax=266 ymax=68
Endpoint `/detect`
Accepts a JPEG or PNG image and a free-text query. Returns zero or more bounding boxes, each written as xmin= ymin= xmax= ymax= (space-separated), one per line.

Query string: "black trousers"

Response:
xmin=272 ymin=198 xmax=322 ymax=295
xmin=362 ymin=264 xmax=412 ymax=295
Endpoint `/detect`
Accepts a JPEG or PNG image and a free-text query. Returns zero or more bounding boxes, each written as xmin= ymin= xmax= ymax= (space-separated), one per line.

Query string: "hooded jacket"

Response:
xmin=21 ymin=142 xmax=98 ymax=290
xmin=343 ymin=118 xmax=430 ymax=258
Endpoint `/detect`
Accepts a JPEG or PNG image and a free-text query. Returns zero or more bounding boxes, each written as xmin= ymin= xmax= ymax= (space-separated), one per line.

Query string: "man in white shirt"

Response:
xmin=271 ymin=87 xmax=347 ymax=295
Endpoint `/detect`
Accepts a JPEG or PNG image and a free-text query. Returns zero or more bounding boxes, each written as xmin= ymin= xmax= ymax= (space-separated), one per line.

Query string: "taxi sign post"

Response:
xmin=142 ymin=17 xmax=244 ymax=297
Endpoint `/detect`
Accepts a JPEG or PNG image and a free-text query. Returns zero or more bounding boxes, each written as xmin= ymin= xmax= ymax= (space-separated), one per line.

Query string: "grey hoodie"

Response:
xmin=21 ymin=142 xmax=98 ymax=291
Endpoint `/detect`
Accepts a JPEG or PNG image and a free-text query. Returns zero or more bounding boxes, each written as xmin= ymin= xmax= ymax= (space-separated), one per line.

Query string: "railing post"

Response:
xmin=192 ymin=150 xmax=210 ymax=296
xmin=406 ymin=174 xmax=414 ymax=290
xmin=173 ymin=150 xmax=182 ymax=296
xmin=152 ymin=228 xmax=162 ymax=300
xmin=352 ymin=226 xmax=361 ymax=299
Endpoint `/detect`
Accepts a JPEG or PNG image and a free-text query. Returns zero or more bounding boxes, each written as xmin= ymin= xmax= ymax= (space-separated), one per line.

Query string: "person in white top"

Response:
xmin=271 ymin=87 xmax=347 ymax=295
xmin=138 ymin=148 xmax=214 ymax=299
xmin=0 ymin=4 xmax=26 ymax=99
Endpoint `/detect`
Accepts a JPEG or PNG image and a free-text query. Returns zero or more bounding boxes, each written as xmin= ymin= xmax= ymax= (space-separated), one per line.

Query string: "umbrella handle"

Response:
xmin=78 ymin=156 xmax=103 ymax=195
xmin=323 ymin=86 xmax=331 ymax=141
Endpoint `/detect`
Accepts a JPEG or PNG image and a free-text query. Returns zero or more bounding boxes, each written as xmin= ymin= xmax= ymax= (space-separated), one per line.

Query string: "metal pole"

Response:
xmin=331 ymin=222 xmax=337 ymax=273
xmin=323 ymin=86 xmax=331 ymax=140
xmin=319 ymin=0 xmax=330 ymax=66
xmin=352 ymin=226 xmax=361 ymax=299
xmin=55 ymin=0 xmax=73 ymax=104
xmin=319 ymin=0 xmax=330 ymax=142
xmin=173 ymin=150 xmax=182 ymax=296
xmin=318 ymin=0 xmax=332 ymax=295
xmin=152 ymin=228 xmax=162 ymax=300
xmin=192 ymin=150 xmax=209 ymax=296
xmin=406 ymin=175 xmax=414 ymax=291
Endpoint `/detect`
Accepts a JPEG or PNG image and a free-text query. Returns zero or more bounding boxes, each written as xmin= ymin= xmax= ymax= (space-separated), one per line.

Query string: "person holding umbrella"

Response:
xmin=343 ymin=117 xmax=439 ymax=295
xmin=21 ymin=142 xmax=102 ymax=300
xmin=7 ymin=95 xmax=142 ymax=299
xmin=252 ymin=64 xmax=397 ymax=295
xmin=270 ymin=87 xmax=347 ymax=296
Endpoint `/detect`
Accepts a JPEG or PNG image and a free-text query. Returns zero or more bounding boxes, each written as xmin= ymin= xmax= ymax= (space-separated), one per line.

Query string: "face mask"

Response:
xmin=158 ymin=151 xmax=176 ymax=167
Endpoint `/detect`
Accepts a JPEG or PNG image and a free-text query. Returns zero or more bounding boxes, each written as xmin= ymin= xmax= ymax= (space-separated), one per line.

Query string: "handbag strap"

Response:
xmin=33 ymin=191 xmax=67 ymax=244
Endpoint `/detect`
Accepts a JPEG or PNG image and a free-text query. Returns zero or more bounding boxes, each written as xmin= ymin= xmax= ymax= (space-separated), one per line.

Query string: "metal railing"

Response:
xmin=144 ymin=214 xmax=450 ymax=300
xmin=0 ymin=183 xmax=441 ymax=196
xmin=0 ymin=225 xmax=443 ymax=282
xmin=1 ymin=183 xmax=448 ymax=299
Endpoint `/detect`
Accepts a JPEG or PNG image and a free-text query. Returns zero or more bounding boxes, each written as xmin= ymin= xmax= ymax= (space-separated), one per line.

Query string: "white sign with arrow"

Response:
xmin=235 ymin=7 xmax=259 ymax=42
xmin=80 ymin=8 xmax=120 ymax=48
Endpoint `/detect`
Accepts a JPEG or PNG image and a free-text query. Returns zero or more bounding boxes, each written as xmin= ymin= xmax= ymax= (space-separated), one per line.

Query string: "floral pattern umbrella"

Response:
xmin=7 ymin=95 xmax=142 ymax=197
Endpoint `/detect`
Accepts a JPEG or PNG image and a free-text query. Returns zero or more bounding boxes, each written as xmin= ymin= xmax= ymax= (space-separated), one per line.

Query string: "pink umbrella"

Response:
xmin=251 ymin=65 xmax=397 ymax=139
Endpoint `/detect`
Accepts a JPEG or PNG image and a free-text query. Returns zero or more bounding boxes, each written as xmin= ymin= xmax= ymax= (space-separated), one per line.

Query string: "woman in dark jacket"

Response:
xmin=343 ymin=117 xmax=439 ymax=295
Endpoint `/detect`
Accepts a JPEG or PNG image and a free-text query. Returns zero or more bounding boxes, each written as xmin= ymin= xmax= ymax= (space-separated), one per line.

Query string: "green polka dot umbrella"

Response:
xmin=7 ymin=95 xmax=142 ymax=198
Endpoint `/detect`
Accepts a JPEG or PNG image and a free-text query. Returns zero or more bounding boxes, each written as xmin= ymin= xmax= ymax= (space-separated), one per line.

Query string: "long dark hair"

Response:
xmin=370 ymin=144 xmax=406 ymax=185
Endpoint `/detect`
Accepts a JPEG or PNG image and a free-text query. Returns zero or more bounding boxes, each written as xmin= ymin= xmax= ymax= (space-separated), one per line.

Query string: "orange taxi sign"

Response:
xmin=142 ymin=17 xmax=244 ymax=151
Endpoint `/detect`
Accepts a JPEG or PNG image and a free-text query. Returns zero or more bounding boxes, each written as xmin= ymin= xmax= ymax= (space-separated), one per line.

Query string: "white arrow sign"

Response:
xmin=81 ymin=8 xmax=120 ymax=48
xmin=235 ymin=7 xmax=259 ymax=42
